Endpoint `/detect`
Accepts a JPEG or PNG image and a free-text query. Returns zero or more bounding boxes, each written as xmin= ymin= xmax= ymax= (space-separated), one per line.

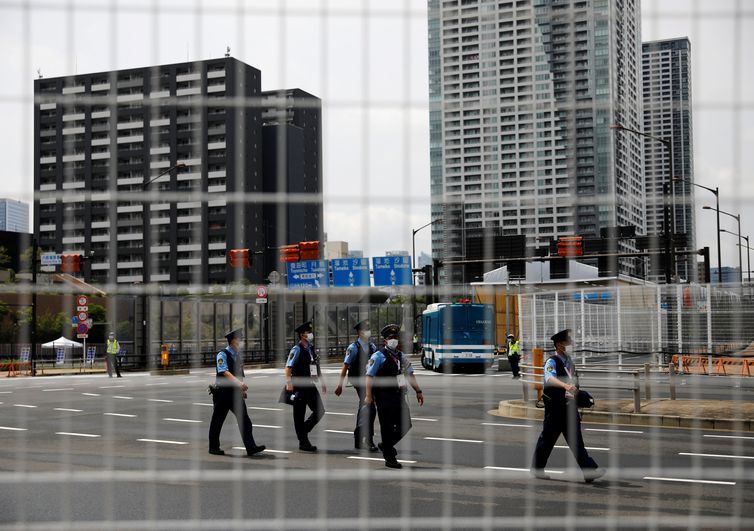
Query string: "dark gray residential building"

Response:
xmin=34 ymin=57 xmax=322 ymax=286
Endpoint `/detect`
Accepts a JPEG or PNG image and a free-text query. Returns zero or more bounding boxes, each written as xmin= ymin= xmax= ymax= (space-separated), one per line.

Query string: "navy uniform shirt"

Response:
xmin=366 ymin=348 xmax=415 ymax=378
xmin=216 ymin=345 xmax=236 ymax=375
xmin=344 ymin=338 xmax=377 ymax=366
xmin=544 ymin=352 xmax=575 ymax=398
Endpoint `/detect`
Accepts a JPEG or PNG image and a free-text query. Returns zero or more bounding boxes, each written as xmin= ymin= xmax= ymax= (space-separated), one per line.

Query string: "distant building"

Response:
xmin=0 ymin=199 xmax=29 ymax=233
xmin=417 ymin=252 xmax=432 ymax=268
xmin=711 ymin=267 xmax=740 ymax=284
xmin=324 ymin=241 xmax=349 ymax=260
xmin=347 ymin=250 xmax=364 ymax=259
xmin=386 ymin=250 xmax=410 ymax=257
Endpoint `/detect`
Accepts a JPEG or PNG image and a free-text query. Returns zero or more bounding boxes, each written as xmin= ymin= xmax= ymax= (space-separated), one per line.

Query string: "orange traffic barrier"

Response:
xmin=672 ymin=355 xmax=754 ymax=376
xmin=533 ymin=348 xmax=544 ymax=401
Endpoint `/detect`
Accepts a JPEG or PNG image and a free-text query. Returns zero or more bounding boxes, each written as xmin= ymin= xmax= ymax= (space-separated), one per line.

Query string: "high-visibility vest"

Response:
xmin=107 ymin=339 xmax=119 ymax=355
xmin=508 ymin=340 xmax=520 ymax=356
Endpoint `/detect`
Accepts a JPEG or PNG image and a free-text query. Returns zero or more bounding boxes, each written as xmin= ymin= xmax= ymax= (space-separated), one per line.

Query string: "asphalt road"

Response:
xmin=1 ymin=363 xmax=752 ymax=530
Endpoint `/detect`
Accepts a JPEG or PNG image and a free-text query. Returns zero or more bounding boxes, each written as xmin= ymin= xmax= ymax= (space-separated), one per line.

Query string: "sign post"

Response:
xmin=75 ymin=295 xmax=89 ymax=366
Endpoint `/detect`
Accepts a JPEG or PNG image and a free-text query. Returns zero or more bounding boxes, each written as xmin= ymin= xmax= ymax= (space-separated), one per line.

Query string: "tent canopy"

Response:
xmin=41 ymin=336 xmax=84 ymax=349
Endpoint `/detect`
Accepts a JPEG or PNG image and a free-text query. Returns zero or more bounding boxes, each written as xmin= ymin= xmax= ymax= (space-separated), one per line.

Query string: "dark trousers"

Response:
xmin=509 ymin=354 xmax=520 ymax=377
xmin=209 ymin=389 xmax=257 ymax=451
xmin=375 ymin=390 xmax=412 ymax=461
xmin=293 ymin=387 xmax=325 ymax=444
xmin=353 ymin=385 xmax=376 ymax=444
xmin=105 ymin=354 xmax=121 ymax=378
xmin=532 ymin=401 xmax=598 ymax=472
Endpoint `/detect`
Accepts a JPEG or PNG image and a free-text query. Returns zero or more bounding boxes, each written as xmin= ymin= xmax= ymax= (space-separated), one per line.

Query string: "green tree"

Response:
xmin=19 ymin=246 xmax=42 ymax=274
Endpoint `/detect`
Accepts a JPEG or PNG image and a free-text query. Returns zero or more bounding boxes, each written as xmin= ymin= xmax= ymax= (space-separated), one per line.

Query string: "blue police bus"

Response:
xmin=420 ymin=303 xmax=496 ymax=373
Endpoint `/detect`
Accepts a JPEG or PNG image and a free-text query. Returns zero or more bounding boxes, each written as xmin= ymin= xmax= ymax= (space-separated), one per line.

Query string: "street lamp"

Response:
xmin=720 ymin=229 xmax=750 ymax=284
xmin=703 ymin=206 xmax=742 ymax=283
xmin=412 ymin=218 xmax=443 ymax=271
xmin=672 ymin=177 xmax=721 ymax=283
xmin=611 ymin=124 xmax=675 ymax=283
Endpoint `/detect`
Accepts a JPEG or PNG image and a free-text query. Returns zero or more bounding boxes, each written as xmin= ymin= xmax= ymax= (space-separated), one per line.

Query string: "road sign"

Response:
xmin=78 ymin=311 xmax=88 ymax=322
xmin=256 ymin=298 xmax=268 ymax=304
xmin=286 ymin=260 xmax=329 ymax=289
xmin=77 ymin=334 xmax=88 ymax=339
xmin=72 ymin=316 xmax=79 ymax=325
xmin=77 ymin=295 xmax=89 ymax=306
xmin=332 ymin=258 xmax=370 ymax=288
xmin=41 ymin=253 xmax=61 ymax=266
xmin=77 ymin=323 xmax=89 ymax=335
xmin=256 ymin=286 xmax=268 ymax=298
xmin=373 ymin=256 xmax=412 ymax=287
xmin=77 ymin=306 xmax=88 ymax=312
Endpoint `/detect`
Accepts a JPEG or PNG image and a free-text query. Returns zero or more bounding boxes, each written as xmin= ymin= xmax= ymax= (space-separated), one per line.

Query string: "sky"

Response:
xmin=0 ymin=0 xmax=751 ymax=271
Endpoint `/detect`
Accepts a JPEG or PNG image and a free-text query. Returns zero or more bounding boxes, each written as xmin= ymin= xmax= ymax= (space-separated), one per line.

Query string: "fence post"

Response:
xmin=633 ymin=372 xmax=641 ymax=413
xmin=580 ymin=289 xmax=586 ymax=365
xmin=656 ymin=285 xmax=663 ymax=365
xmin=707 ymin=286 xmax=713 ymax=374
xmin=522 ymin=375 xmax=530 ymax=402
xmin=668 ymin=363 xmax=676 ymax=400
xmin=617 ymin=287 xmax=622 ymax=369
xmin=644 ymin=363 xmax=651 ymax=401
xmin=676 ymin=285 xmax=683 ymax=373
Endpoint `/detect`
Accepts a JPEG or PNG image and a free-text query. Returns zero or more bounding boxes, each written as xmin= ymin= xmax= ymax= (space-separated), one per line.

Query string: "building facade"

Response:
xmin=34 ymin=58 xmax=322 ymax=286
xmin=428 ymin=0 xmax=646 ymax=282
xmin=642 ymin=38 xmax=695 ymax=282
xmin=0 ymin=199 xmax=29 ymax=233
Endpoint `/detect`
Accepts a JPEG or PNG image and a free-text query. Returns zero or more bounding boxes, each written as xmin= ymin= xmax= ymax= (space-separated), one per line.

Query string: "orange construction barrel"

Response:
xmin=161 ymin=344 xmax=169 ymax=368
xmin=533 ymin=347 xmax=544 ymax=402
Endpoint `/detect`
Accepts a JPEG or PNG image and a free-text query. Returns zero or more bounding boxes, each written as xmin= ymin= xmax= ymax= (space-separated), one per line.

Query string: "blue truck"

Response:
xmin=420 ymin=303 xmax=496 ymax=373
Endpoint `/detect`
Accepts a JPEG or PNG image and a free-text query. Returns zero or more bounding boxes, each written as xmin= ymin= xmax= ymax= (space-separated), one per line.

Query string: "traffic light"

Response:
xmin=299 ymin=241 xmax=320 ymax=261
xmin=228 ymin=249 xmax=250 ymax=269
xmin=60 ymin=254 xmax=82 ymax=273
xmin=279 ymin=244 xmax=300 ymax=263
xmin=557 ymin=236 xmax=584 ymax=258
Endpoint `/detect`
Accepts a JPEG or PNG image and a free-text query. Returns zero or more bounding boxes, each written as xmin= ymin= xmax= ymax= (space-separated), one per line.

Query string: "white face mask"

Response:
xmin=387 ymin=339 xmax=399 ymax=350
xmin=306 ymin=333 xmax=314 ymax=342
xmin=360 ymin=330 xmax=372 ymax=340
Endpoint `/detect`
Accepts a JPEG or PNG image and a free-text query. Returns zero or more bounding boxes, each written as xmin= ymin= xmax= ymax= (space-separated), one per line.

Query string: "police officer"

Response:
xmin=285 ymin=321 xmax=326 ymax=452
xmin=507 ymin=333 xmax=521 ymax=379
xmin=208 ymin=329 xmax=266 ymax=457
xmin=531 ymin=329 xmax=605 ymax=482
xmin=334 ymin=319 xmax=378 ymax=452
xmin=364 ymin=324 xmax=424 ymax=469
xmin=106 ymin=332 xmax=121 ymax=378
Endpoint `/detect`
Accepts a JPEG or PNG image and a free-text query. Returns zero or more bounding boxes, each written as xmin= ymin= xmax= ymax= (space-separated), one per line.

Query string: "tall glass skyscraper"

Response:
xmin=0 ymin=199 xmax=30 ymax=233
xmin=428 ymin=0 xmax=646 ymax=282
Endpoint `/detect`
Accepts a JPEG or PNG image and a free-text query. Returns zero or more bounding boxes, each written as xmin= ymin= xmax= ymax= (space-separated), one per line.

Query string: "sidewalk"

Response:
xmin=494 ymin=398 xmax=754 ymax=432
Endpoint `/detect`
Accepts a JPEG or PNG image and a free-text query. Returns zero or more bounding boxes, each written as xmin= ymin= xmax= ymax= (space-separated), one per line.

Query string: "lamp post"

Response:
xmin=611 ymin=124 xmax=675 ymax=283
xmin=673 ymin=177 xmax=721 ymax=283
xmin=721 ymin=229 xmax=750 ymax=284
xmin=704 ymin=206 xmax=742 ymax=283
xmin=140 ymin=162 xmax=186 ymax=362
xmin=412 ymin=219 xmax=443 ymax=271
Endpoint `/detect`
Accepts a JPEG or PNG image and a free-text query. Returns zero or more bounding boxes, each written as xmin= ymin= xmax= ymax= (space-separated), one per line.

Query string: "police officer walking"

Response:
xmin=105 ymin=332 xmax=121 ymax=378
xmin=531 ymin=329 xmax=605 ymax=482
xmin=364 ymin=324 xmax=424 ymax=469
xmin=334 ymin=319 xmax=378 ymax=452
xmin=507 ymin=333 xmax=521 ymax=379
xmin=208 ymin=329 xmax=266 ymax=457
xmin=285 ymin=321 xmax=326 ymax=452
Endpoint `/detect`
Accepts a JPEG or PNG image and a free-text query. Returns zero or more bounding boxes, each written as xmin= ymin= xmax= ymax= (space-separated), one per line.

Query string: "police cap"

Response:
xmin=550 ymin=329 xmax=571 ymax=345
xmin=353 ymin=319 xmax=369 ymax=332
xmin=295 ymin=321 xmax=313 ymax=335
xmin=380 ymin=324 xmax=400 ymax=339
xmin=507 ymin=333 xmax=514 ymax=339
xmin=225 ymin=328 xmax=244 ymax=342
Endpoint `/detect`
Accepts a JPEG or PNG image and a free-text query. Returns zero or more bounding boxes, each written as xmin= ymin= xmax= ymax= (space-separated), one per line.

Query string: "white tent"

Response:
xmin=41 ymin=336 xmax=84 ymax=349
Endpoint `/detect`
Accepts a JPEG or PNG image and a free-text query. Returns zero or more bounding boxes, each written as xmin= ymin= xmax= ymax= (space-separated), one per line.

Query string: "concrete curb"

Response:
xmin=495 ymin=400 xmax=754 ymax=432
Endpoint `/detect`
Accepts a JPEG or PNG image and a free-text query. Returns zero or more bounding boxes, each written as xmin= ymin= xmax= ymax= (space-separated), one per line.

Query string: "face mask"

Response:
xmin=387 ymin=339 xmax=399 ymax=350
xmin=306 ymin=333 xmax=314 ymax=342
xmin=361 ymin=330 xmax=372 ymax=340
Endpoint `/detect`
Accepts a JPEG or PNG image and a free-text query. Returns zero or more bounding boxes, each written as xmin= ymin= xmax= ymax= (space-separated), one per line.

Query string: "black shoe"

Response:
xmin=368 ymin=441 xmax=379 ymax=453
xmin=246 ymin=445 xmax=266 ymax=456
xmin=385 ymin=459 xmax=403 ymax=469
xmin=208 ymin=448 xmax=225 ymax=456
xmin=299 ymin=442 xmax=318 ymax=452
xmin=583 ymin=467 xmax=606 ymax=483
xmin=530 ymin=469 xmax=550 ymax=480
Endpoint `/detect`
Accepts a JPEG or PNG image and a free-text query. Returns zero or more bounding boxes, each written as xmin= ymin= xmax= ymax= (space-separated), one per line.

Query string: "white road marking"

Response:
xmin=248 ymin=406 xmax=283 ymax=412
xmin=643 ymin=476 xmax=735 ymax=486
xmin=82 ymin=393 xmax=101 ymax=397
xmin=112 ymin=396 xmax=133 ymax=400
xmin=0 ymin=391 xmax=13 ymax=394
xmin=99 ymin=385 xmax=125 ymax=389
xmin=555 ymin=445 xmax=610 ymax=452
xmin=13 ymin=404 xmax=37 ymax=408
xmin=425 ymin=437 xmax=483 ymax=444
xmin=104 ymin=413 xmax=137 ymax=418
xmin=146 ymin=383 xmax=170 ymax=386
xmin=484 ymin=466 xmax=564 ymax=475
xmin=413 ymin=417 xmax=439 ymax=422
xmin=679 ymin=452 xmax=754 ymax=460
xmin=256 ymin=425 xmax=283 ymax=429
xmin=325 ymin=412 xmax=354 ymax=417
xmin=138 ymin=438 xmax=188 ymax=445
xmin=42 ymin=388 xmax=74 ymax=392
xmin=193 ymin=403 xmax=213 ymax=407
xmin=231 ymin=446 xmax=291 ymax=454
xmin=147 ymin=399 xmax=174 ymax=403
xmin=703 ymin=434 xmax=754 ymax=440
xmin=250 ymin=376 xmax=268 ymax=380
xmin=586 ymin=428 xmax=644 ymax=434
xmin=325 ymin=430 xmax=352 ymax=434
xmin=482 ymin=422 xmax=533 ymax=428
xmin=54 ymin=408 xmax=83 ymax=413
xmin=164 ymin=418 xmax=202 ymax=423
xmin=182 ymin=379 xmax=203 ymax=383
xmin=0 ymin=426 xmax=28 ymax=431
xmin=347 ymin=456 xmax=417 ymax=464
xmin=56 ymin=432 xmax=100 ymax=438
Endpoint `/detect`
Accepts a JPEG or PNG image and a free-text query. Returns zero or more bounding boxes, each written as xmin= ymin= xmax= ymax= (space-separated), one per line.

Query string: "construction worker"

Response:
xmin=105 ymin=332 xmax=121 ymax=378
xmin=507 ymin=333 xmax=521 ymax=379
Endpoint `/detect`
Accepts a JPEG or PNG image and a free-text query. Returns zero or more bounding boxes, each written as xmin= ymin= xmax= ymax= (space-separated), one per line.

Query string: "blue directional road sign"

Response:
xmin=332 ymin=258 xmax=370 ymax=288
xmin=372 ymin=256 xmax=412 ymax=287
xmin=286 ymin=260 xmax=329 ymax=289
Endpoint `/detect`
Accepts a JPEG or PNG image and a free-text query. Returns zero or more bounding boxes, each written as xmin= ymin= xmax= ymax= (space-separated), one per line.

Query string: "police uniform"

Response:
xmin=507 ymin=334 xmax=521 ymax=379
xmin=531 ymin=329 xmax=602 ymax=482
xmin=208 ymin=329 xmax=265 ymax=456
xmin=286 ymin=321 xmax=325 ymax=452
xmin=343 ymin=320 xmax=378 ymax=450
xmin=106 ymin=334 xmax=121 ymax=378
xmin=367 ymin=324 xmax=419 ymax=468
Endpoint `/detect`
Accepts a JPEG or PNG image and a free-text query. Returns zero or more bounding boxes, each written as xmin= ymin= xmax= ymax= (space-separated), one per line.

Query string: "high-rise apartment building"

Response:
xmin=34 ymin=57 xmax=322 ymax=286
xmin=0 ymin=199 xmax=29 ymax=233
xmin=642 ymin=38 xmax=695 ymax=282
xmin=428 ymin=0 xmax=646 ymax=282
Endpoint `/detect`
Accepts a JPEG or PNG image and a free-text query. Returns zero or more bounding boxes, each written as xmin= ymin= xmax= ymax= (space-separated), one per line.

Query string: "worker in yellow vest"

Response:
xmin=106 ymin=332 xmax=121 ymax=378
xmin=507 ymin=333 xmax=521 ymax=379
